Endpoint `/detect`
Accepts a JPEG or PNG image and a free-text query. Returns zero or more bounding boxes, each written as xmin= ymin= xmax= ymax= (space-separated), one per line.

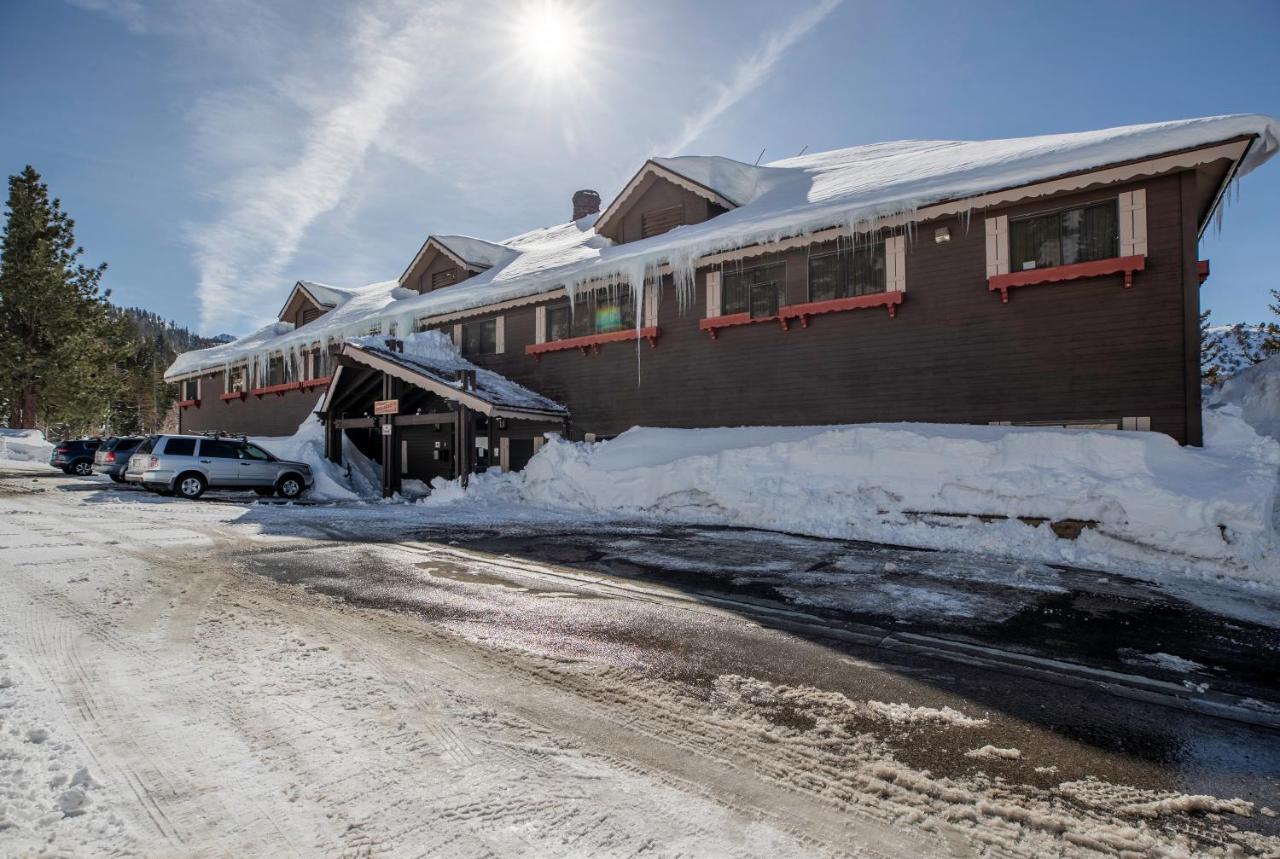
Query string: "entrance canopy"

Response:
xmin=319 ymin=333 xmax=567 ymax=422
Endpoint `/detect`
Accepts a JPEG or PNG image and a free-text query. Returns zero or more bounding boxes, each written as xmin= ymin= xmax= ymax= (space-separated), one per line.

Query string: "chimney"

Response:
xmin=572 ymin=189 xmax=601 ymax=221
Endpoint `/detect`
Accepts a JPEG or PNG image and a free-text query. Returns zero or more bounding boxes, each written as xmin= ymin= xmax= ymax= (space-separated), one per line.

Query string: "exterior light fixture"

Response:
xmin=935 ymin=227 xmax=951 ymax=243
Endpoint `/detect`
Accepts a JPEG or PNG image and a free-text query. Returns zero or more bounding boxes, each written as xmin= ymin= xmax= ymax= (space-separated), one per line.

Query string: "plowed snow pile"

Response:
xmin=0 ymin=428 xmax=54 ymax=469
xmin=430 ymin=407 xmax=1280 ymax=585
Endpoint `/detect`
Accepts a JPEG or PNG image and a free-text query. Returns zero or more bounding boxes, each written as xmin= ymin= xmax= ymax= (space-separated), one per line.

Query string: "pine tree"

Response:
xmin=1200 ymin=309 xmax=1225 ymax=386
xmin=0 ymin=166 xmax=123 ymax=435
xmin=1262 ymin=288 xmax=1280 ymax=359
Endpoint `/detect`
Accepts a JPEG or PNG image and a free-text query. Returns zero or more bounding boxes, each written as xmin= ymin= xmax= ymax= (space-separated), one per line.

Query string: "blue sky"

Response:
xmin=1 ymin=0 xmax=1277 ymax=336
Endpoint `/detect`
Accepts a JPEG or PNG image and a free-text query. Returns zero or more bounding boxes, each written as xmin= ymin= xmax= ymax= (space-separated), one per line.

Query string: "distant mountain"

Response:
xmin=210 ymin=334 xmax=236 ymax=344
xmin=117 ymin=307 xmax=227 ymax=353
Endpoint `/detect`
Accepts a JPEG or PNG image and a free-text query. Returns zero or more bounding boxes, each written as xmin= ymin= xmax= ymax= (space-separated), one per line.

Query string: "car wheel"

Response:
xmin=109 ymin=473 xmax=125 ymax=484
xmin=276 ymin=474 xmax=305 ymax=500
xmin=176 ymin=473 xmax=207 ymax=500
xmin=72 ymin=460 xmax=94 ymax=477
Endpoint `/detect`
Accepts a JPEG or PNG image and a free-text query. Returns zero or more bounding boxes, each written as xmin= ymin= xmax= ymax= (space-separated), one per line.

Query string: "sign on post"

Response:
xmin=374 ymin=399 xmax=399 ymax=415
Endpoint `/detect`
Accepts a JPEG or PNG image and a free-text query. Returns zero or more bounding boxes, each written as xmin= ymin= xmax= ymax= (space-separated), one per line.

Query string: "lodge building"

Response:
xmin=166 ymin=115 xmax=1279 ymax=496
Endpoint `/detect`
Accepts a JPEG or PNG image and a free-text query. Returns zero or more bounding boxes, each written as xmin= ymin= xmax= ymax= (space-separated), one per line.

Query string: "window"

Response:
xmin=808 ymin=241 xmax=886 ymax=302
xmin=544 ymin=286 xmax=637 ymax=341
xmin=461 ymin=319 xmax=497 ymax=356
xmin=723 ymin=262 xmax=786 ymax=318
xmin=1009 ymin=201 xmax=1118 ymax=272
xmin=641 ymin=205 xmax=683 ymax=239
xmin=163 ymin=438 xmax=196 ymax=456
xmin=227 ymin=366 xmax=246 ymax=392
xmin=267 ymin=355 xmax=285 ymax=386
xmin=241 ymin=443 xmax=273 ymax=461
xmin=181 ymin=379 xmax=198 ymax=400
xmin=199 ymin=439 xmax=241 ymax=459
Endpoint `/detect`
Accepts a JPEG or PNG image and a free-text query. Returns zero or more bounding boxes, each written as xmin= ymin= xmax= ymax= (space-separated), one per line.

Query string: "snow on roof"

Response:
xmin=296 ymin=280 xmax=357 ymax=307
xmin=345 ymin=331 xmax=567 ymax=418
xmin=167 ymin=280 xmax=413 ymax=379
xmin=433 ymin=235 xmax=517 ymax=270
xmin=649 ymin=155 xmax=789 ymax=206
xmin=169 ymin=114 xmax=1279 ymax=380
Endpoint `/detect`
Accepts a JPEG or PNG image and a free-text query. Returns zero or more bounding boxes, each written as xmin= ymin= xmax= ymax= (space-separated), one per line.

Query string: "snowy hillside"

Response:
xmin=1205 ymin=323 xmax=1272 ymax=378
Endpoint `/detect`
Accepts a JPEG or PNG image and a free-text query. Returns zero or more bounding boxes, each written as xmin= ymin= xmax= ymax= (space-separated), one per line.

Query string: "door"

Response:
xmin=237 ymin=442 xmax=278 ymax=487
xmin=198 ymin=438 xmax=243 ymax=486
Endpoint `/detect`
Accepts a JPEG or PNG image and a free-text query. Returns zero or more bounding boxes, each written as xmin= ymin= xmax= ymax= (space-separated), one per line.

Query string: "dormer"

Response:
xmin=594 ymin=157 xmax=758 ymax=245
xmin=398 ymin=235 xmax=516 ymax=294
xmin=277 ymin=280 xmax=348 ymax=327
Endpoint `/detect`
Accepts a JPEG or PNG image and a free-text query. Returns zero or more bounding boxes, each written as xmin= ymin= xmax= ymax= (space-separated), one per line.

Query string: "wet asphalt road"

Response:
xmin=233 ymin=519 xmax=1280 ymax=835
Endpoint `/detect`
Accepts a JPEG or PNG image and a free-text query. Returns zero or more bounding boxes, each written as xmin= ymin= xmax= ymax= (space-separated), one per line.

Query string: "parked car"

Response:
xmin=125 ymin=433 xmax=313 ymax=500
xmin=49 ymin=437 xmax=102 ymax=476
xmin=92 ymin=436 xmax=145 ymax=483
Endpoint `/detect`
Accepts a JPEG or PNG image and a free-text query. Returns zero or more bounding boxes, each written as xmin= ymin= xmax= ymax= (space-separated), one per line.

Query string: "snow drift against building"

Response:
xmin=167 ymin=113 xmax=1280 ymax=381
xmin=1210 ymin=353 xmax=1280 ymax=443
xmin=427 ymin=407 xmax=1280 ymax=586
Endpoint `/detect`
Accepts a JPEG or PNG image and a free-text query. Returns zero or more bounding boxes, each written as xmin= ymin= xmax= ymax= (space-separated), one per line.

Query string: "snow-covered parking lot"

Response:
xmin=2 ymin=462 xmax=1279 ymax=857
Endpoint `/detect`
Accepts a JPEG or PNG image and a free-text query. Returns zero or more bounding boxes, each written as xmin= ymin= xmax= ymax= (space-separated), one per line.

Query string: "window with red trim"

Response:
xmin=1009 ymin=200 xmax=1119 ymax=272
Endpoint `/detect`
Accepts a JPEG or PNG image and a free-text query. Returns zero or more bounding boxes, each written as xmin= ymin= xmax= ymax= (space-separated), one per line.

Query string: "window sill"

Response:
xmin=251 ymin=381 xmax=302 ymax=398
xmin=699 ymin=292 xmax=903 ymax=339
xmin=177 ymin=399 xmax=200 ymax=409
xmin=526 ymin=327 xmax=660 ymax=358
xmin=988 ymin=255 xmax=1145 ymax=303
xmin=300 ymin=376 xmax=333 ymax=390
xmin=219 ymin=391 xmax=246 ymax=402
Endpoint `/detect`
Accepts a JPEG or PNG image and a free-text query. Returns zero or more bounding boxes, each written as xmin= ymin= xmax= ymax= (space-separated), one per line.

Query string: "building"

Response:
xmin=166 ymin=114 xmax=1280 ymax=495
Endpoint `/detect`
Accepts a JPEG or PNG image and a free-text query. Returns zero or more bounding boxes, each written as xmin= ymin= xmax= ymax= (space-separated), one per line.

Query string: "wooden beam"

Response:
xmin=333 ymin=417 xmax=376 ymax=429
xmin=394 ymin=412 xmax=457 ymax=426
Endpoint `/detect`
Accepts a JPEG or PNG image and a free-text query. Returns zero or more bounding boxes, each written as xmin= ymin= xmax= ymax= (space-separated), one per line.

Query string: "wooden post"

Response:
xmin=324 ymin=414 xmax=343 ymax=465
xmin=380 ymin=374 xmax=402 ymax=497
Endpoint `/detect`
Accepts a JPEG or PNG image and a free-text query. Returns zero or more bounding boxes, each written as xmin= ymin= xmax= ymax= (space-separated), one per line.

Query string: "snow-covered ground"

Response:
xmin=2 ymin=465 xmax=1277 ymax=856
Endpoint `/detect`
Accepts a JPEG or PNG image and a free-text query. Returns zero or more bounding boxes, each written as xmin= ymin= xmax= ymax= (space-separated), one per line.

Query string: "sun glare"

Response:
xmin=513 ymin=0 xmax=584 ymax=81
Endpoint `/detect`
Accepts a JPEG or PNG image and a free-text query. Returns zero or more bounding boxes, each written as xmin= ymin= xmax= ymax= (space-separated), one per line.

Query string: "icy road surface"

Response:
xmin=1 ymin=464 xmax=1279 ymax=857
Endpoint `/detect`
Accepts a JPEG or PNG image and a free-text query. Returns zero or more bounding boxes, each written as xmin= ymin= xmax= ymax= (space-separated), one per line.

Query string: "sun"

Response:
xmin=512 ymin=0 xmax=585 ymax=81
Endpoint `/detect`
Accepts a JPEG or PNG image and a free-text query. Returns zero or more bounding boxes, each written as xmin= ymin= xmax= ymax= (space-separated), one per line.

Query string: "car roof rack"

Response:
xmin=194 ymin=430 xmax=249 ymax=442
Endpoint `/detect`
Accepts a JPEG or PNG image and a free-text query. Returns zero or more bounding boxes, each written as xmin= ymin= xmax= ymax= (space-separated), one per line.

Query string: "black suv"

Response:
xmin=49 ymin=437 xmax=103 ymax=476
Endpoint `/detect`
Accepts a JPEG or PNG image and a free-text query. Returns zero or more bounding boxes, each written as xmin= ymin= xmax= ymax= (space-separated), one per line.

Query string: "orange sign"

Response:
xmin=373 ymin=399 xmax=399 ymax=415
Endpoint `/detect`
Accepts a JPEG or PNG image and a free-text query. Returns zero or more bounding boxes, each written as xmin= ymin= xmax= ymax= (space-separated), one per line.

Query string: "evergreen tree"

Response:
xmin=0 ymin=166 xmax=123 ymax=435
xmin=1263 ymin=288 xmax=1280 ymax=358
xmin=1200 ymin=309 xmax=1225 ymax=386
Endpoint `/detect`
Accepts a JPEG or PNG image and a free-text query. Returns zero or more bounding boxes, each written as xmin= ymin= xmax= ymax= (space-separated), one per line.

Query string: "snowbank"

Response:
xmin=1210 ymin=353 xmax=1280 ymax=442
xmin=251 ymin=415 xmax=381 ymax=501
xmin=0 ymin=427 xmax=54 ymax=468
xmin=429 ymin=412 xmax=1280 ymax=585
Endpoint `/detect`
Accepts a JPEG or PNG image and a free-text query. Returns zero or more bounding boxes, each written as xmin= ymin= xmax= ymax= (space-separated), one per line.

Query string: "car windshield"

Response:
xmin=240 ymin=444 xmax=274 ymax=462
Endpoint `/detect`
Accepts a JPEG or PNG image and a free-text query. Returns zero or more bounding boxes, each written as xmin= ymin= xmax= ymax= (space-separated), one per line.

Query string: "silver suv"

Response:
xmin=124 ymin=434 xmax=313 ymax=500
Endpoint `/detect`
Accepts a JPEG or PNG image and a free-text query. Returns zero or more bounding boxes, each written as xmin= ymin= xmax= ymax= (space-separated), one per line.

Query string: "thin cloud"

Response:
xmin=657 ymin=0 xmax=842 ymax=157
xmin=190 ymin=3 xmax=454 ymax=331
xmin=66 ymin=0 xmax=147 ymax=34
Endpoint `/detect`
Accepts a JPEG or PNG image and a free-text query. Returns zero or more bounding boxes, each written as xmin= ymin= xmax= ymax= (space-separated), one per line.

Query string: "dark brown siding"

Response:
xmin=612 ymin=174 xmax=723 ymax=244
xmin=461 ymin=173 xmax=1196 ymax=444
xmin=178 ymin=369 xmax=322 ymax=437
xmin=420 ymin=255 xmax=467 ymax=293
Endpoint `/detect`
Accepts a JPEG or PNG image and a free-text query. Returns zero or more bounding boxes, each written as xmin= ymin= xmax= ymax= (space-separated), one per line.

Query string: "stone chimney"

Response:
xmin=572 ymin=189 xmax=601 ymax=221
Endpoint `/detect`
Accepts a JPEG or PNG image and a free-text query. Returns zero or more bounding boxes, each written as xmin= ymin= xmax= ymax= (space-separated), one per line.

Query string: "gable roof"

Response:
xmin=398 ymin=234 xmax=519 ymax=286
xmin=170 ymin=114 xmax=1280 ymax=382
xmin=592 ymin=158 xmax=773 ymax=238
xmin=276 ymin=280 xmax=358 ymax=322
xmin=324 ymin=331 xmax=567 ymax=421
